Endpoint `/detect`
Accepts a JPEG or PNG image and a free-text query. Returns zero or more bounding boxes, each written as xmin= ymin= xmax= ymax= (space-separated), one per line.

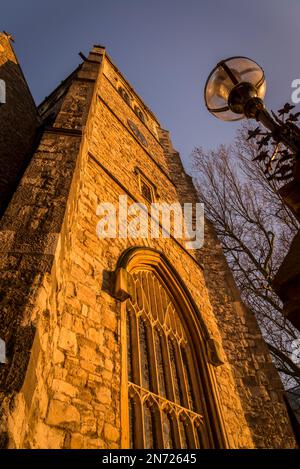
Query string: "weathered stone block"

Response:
xmin=95 ymin=386 xmax=112 ymax=405
xmin=70 ymin=433 xmax=84 ymax=449
xmin=51 ymin=379 xmax=78 ymax=397
xmin=46 ymin=400 xmax=80 ymax=429
xmin=58 ymin=327 xmax=77 ymax=355
xmin=103 ymin=423 xmax=119 ymax=443
xmin=31 ymin=421 xmax=65 ymax=449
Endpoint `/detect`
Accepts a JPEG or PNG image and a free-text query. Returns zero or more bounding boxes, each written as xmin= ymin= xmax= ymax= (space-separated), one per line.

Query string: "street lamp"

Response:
xmin=204 ymin=56 xmax=300 ymax=158
xmin=204 ymin=56 xmax=266 ymax=121
xmin=205 ymin=56 xmax=300 ymax=332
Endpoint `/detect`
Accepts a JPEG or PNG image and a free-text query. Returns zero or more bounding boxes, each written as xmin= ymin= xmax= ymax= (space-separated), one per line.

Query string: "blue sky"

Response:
xmin=2 ymin=0 xmax=300 ymax=171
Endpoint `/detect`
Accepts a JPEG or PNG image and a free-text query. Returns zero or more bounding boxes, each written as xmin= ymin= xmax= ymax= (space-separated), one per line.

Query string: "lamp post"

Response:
xmin=204 ymin=57 xmax=300 ymax=180
xmin=204 ymin=56 xmax=300 ymax=331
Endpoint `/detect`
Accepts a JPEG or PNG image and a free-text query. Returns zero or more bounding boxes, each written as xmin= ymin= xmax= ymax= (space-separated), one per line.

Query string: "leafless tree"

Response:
xmin=192 ymin=123 xmax=300 ymax=388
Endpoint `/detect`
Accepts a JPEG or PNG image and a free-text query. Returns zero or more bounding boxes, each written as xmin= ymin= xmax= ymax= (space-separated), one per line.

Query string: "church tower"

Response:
xmin=0 ymin=37 xmax=297 ymax=448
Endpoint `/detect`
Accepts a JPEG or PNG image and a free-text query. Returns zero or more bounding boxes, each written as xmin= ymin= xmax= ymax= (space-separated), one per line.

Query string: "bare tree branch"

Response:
xmin=192 ymin=129 xmax=300 ymax=388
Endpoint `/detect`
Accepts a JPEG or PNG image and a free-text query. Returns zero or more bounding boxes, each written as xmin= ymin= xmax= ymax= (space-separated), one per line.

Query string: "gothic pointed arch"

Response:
xmin=115 ymin=247 xmax=228 ymax=449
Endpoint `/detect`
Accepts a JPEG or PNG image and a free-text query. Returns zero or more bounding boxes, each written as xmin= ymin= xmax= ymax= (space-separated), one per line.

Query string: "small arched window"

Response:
xmin=119 ymin=250 xmax=222 ymax=449
xmin=134 ymin=105 xmax=145 ymax=124
xmin=118 ymin=86 xmax=131 ymax=106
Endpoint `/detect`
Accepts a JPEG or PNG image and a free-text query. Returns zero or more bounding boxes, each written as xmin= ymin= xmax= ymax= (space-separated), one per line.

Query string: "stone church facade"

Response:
xmin=0 ymin=32 xmax=297 ymax=448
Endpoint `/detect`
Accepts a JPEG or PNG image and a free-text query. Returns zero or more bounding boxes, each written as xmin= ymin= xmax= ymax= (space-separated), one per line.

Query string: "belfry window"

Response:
xmin=135 ymin=169 xmax=156 ymax=203
xmin=140 ymin=178 xmax=154 ymax=203
xmin=118 ymin=86 xmax=131 ymax=106
xmin=124 ymin=269 xmax=215 ymax=449
xmin=134 ymin=105 xmax=145 ymax=123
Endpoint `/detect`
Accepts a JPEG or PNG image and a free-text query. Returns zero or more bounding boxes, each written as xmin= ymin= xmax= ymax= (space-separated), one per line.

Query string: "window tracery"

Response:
xmin=124 ymin=269 xmax=214 ymax=448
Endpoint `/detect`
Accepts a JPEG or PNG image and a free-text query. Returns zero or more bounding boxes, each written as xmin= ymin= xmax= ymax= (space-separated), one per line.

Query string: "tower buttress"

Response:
xmin=0 ymin=32 xmax=39 ymax=218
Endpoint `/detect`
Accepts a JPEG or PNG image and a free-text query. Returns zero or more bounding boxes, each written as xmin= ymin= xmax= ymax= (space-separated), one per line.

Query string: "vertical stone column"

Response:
xmin=0 ymin=46 xmax=104 ymax=446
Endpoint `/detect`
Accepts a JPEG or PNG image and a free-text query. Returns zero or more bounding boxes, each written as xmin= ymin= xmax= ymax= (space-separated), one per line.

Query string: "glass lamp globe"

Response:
xmin=204 ymin=56 xmax=266 ymax=121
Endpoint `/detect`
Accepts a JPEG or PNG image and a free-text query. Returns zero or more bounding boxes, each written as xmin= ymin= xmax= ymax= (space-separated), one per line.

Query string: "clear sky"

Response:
xmin=2 ymin=0 xmax=300 ymax=171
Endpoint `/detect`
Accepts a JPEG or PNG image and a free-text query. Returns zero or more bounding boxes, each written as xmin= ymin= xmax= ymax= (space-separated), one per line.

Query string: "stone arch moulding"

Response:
xmin=113 ymin=246 xmax=229 ymax=448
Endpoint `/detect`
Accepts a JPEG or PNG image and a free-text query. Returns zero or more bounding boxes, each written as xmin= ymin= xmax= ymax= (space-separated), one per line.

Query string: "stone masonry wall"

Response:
xmin=0 ymin=33 xmax=39 ymax=218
